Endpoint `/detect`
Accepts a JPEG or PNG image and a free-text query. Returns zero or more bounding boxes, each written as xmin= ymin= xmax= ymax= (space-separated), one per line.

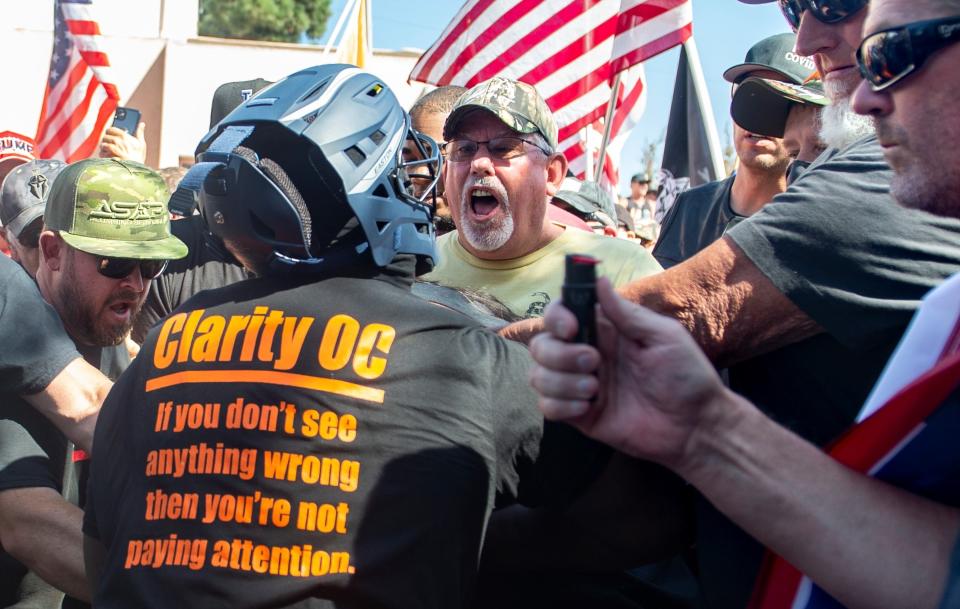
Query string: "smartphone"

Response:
xmin=112 ymin=106 xmax=141 ymax=135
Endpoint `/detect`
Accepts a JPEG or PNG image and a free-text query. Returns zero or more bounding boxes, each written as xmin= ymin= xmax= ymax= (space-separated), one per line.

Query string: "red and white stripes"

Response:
xmin=410 ymin=0 xmax=690 ymax=192
xmin=36 ymin=0 xmax=119 ymax=163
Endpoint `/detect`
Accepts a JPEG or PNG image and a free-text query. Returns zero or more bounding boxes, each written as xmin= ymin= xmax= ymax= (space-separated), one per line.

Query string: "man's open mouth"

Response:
xmin=469 ymin=187 xmax=502 ymax=221
xmin=108 ymin=301 xmax=134 ymax=320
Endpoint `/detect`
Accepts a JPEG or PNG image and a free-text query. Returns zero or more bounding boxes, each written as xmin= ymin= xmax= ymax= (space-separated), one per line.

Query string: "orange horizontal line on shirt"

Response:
xmin=145 ymin=370 xmax=384 ymax=404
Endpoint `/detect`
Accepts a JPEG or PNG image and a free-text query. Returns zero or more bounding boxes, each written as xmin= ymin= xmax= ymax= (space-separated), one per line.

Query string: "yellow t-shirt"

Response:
xmin=422 ymin=227 xmax=662 ymax=318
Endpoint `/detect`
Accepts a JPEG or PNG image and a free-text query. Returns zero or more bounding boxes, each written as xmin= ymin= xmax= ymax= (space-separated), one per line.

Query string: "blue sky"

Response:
xmin=320 ymin=0 xmax=792 ymax=193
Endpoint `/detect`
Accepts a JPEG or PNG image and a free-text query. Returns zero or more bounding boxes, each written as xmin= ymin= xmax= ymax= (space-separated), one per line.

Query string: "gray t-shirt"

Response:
xmin=0 ymin=257 xmax=80 ymax=607
xmin=653 ymin=175 xmax=738 ymax=269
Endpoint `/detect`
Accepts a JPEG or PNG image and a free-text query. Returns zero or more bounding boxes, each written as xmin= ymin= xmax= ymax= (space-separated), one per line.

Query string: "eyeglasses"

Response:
xmin=856 ymin=16 xmax=960 ymax=92
xmin=777 ymin=0 xmax=868 ymax=32
xmin=446 ymin=136 xmax=551 ymax=163
xmin=95 ymin=256 xmax=168 ymax=280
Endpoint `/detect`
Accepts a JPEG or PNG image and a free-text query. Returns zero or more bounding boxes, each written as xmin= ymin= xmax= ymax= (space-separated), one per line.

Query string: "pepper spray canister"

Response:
xmin=562 ymin=254 xmax=598 ymax=346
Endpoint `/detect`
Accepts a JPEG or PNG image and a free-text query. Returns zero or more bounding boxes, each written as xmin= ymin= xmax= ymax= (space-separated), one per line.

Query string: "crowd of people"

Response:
xmin=0 ymin=0 xmax=958 ymax=607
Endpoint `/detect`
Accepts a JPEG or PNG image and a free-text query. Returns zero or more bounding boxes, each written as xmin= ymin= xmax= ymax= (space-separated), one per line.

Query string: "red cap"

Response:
xmin=0 ymin=131 xmax=36 ymax=167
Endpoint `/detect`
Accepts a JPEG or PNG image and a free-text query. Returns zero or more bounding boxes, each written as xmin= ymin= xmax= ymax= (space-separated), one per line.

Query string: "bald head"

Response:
xmin=410 ymin=86 xmax=468 ymax=142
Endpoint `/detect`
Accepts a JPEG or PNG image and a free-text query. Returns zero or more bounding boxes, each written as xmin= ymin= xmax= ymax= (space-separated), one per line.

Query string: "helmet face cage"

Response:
xmin=397 ymin=124 xmax=443 ymax=210
xmin=183 ymin=65 xmax=442 ymax=273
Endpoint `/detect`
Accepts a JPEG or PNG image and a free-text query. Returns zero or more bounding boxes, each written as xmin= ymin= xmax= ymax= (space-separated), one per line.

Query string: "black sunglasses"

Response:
xmin=777 ymin=0 xmax=868 ymax=31
xmin=856 ymin=15 xmax=960 ymax=91
xmin=96 ymin=256 xmax=168 ymax=280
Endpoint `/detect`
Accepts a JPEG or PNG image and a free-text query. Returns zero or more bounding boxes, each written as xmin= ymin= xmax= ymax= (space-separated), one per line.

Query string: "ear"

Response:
xmin=38 ymin=230 xmax=64 ymax=271
xmin=544 ymin=152 xmax=568 ymax=198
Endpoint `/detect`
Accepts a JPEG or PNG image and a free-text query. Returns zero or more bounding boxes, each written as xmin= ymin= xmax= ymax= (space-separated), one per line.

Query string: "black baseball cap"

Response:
xmin=723 ymin=33 xmax=816 ymax=84
xmin=731 ymin=76 xmax=828 ymax=137
xmin=209 ymin=78 xmax=274 ymax=129
xmin=0 ymin=160 xmax=66 ymax=238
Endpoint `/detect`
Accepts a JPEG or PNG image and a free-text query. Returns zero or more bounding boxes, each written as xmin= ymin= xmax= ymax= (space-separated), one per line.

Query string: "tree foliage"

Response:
xmin=199 ymin=0 xmax=332 ymax=44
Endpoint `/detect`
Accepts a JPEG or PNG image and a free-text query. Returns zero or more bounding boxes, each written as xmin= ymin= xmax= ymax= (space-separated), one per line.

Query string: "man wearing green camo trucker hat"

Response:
xmin=425 ymin=76 xmax=660 ymax=320
xmin=0 ymin=159 xmax=187 ymax=608
xmin=38 ymin=158 xmax=187 ymax=348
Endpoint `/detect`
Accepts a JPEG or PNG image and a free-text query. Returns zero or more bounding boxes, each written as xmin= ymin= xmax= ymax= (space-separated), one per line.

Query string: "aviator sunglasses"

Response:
xmin=95 ymin=255 xmax=168 ymax=280
xmin=777 ymin=0 xmax=868 ymax=31
xmin=856 ymin=15 xmax=960 ymax=91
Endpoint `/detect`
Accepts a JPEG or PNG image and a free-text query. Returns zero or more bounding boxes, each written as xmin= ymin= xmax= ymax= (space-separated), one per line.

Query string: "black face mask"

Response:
xmin=787 ymin=160 xmax=812 ymax=184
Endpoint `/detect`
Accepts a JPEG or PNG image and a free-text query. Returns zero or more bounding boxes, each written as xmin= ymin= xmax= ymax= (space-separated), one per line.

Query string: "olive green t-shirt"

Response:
xmin=423 ymin=227 xmax=661 ymax=318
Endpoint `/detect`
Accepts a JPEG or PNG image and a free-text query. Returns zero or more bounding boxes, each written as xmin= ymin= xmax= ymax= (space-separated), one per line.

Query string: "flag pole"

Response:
xmin=680 ymin=36 xmax=726 ymax=179
xmin=323 ymin=0 xmax=359 ymax=56
xmin=593 ymin=71 xmax=622 ymax=184
xmin=583 ymin=127 xmax=593 ymax=180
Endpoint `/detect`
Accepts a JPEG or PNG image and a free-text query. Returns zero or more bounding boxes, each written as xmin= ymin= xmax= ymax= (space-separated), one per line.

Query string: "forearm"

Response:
xmin=25 ymin=358 xmax=111 ymax=453
xmin=678 ymin=391 xmax=959 ymax=609
xmin=0 ymin=488 xmax=90 ymax=601
xmin=618 ymin=237 xmax=821 ymax=367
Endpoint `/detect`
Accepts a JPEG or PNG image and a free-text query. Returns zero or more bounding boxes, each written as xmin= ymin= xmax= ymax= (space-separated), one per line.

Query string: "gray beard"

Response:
xmin=820 ymin=83 xmax=876 ymax=150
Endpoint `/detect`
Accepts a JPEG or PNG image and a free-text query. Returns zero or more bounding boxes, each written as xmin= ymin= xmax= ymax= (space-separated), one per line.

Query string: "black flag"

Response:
xmin=657 ymin=42 xmax=724 ymax=222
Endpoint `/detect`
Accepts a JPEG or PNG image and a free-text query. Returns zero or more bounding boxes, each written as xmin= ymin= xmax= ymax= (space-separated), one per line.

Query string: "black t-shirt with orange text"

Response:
xmin=84 ymin=264 xmax=576 ymax=609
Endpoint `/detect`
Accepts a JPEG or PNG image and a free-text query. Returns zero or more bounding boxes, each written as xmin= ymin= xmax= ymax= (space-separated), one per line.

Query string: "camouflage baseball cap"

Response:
xmin=443 ymin=76 xmax=559 ymax=150
xmin=731 ymin=76 xmax=828 ymax=138
xmin=44 ymin=158 xmax=188 ymax=260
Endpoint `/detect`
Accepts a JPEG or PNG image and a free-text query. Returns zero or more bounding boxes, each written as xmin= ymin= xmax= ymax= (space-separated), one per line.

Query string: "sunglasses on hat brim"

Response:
xmin=95 ymin=255 xmax=168 ymax=280
xmin=777 ymin=0 xmax=868 ymax=31
xmin=856 ymin=15 xmax=960 ymax=92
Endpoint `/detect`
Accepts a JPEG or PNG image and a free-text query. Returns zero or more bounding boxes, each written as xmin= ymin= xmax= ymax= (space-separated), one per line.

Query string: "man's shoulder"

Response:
xmin=560 ymin=228 xmax=649 ymax=257
xmin=658 ymin=176 xmax=735 ymax=233
xmin=556 ymin=230 xmax=662 ymax=284
xmin=797 ymin=135 xmax=889 ymax=182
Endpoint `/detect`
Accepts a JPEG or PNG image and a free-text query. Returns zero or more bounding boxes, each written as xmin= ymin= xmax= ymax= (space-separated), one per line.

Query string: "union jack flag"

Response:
xmin=751 ymin=273 xmax=960 ymax=609
xmin=35 ymin=0 xmax=119 ymax=162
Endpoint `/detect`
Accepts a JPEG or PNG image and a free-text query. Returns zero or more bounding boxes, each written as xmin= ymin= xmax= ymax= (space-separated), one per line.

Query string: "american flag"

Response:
xmin=612 ymin=0 xmax=693 ymax=73
xmin=35 ymin=0 xmax=119 ymax=162
xmin=408 ymin=0 xmax=691 ymax=191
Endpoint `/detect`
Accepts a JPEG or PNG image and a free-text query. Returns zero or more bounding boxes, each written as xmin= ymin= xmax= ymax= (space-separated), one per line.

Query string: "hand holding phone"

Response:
xmin=111 ymin=107 xmax=141 ymax=135
xmin=101 ymin=107 xmax=146 ymax=163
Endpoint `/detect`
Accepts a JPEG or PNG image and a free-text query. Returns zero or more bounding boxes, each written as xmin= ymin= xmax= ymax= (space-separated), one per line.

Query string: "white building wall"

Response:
xmin=0 ymin=0 xmax=427 ymax=167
